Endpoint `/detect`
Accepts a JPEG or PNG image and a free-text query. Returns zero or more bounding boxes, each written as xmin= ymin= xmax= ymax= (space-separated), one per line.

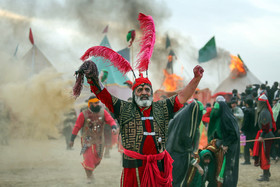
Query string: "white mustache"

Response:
xmin=135 ymin=94 xmax=153 ymax=107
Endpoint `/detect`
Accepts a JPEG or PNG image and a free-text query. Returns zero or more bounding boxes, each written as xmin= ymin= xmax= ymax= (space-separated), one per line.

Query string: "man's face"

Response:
xmin=203 ymin=158 xmax=211 ymax=165
xmin=89 ymin=101 xmax=101 ymax=112
xmin=134 ymin=84 xmax=153 ymax=107
xmin=231 ymin=103 xmax=237 ymax=108
xmin=135 ymin=84 xmax=152 ymax=98
xmin=90 ymin=101 xmax=100 ymax=107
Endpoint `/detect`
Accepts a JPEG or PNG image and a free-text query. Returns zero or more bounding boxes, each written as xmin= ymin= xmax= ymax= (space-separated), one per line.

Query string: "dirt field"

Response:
xmin=0 ymin=137 xmax=279 ymax=187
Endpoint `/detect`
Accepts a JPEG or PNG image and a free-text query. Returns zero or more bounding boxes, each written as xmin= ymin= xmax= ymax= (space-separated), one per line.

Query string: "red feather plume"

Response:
xmin=80 ymin=46 xmax=133 ymax=75
xmin=135 ymin=13 xmax=156 ymax=72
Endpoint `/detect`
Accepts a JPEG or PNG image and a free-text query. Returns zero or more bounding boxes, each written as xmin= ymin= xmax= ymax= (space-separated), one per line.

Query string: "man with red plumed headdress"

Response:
xmin=73 ymin=13 xmax=204 ymax=187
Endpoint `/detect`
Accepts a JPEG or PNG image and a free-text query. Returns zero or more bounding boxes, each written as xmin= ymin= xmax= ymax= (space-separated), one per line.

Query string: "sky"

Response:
xmin=0 ymin=0 xmax=280 ymax=92
xmin=163 ymin=0 xmax=280 ymax=85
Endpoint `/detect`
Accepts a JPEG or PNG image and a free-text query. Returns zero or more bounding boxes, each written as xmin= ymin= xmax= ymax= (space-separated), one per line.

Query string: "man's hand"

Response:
xmin=112 ymin=129 xmax=117 ymax=135
xmin=69 ymin=141 xmax=74 ymax=148
xmin=193 ymin=65 xmax=204 ymax=78
xmin=258 ymin=137 xmax=264 ymax=142
xmin=222 ymin=145 xmax=228 ymax=154
xmin=197 ymin=165 xmax=204 ymax=176
xmin=177 ymin=65 xmax=204 ymax=104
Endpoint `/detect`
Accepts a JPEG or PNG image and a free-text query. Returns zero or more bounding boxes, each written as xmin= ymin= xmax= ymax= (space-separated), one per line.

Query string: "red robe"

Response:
xmin=72 ymin=109 xmax=116 ymax=171
xmin=89 ymin=83 xmax=182 ymax=186
xmin=253 ymin=124 xmax=273 ymax=170
xmin=202 ymin=107 xmax=212 ymax=124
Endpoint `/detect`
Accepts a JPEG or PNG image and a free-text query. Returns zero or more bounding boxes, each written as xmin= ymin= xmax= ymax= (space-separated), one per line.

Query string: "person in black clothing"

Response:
xmin=241 ymin=99 xmax=258 ymax=164
xmin=271 ymin=100 xmax=280 ymax=162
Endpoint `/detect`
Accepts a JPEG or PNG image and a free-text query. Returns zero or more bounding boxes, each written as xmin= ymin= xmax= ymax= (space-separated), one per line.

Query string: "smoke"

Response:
xmin=0 ymin=52 xmax=75 ymax=140
xmin=0 ymin=0 xmax=231 ymax=98
xmin=0 ymin=0 xmax=175 ymax=80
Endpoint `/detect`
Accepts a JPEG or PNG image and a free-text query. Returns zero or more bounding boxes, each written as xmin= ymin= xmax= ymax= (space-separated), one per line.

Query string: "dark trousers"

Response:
xmin=244 ymin=141 xmax=254 ymax=163
xmin=270 ymin=138 xmax=280 ymax=159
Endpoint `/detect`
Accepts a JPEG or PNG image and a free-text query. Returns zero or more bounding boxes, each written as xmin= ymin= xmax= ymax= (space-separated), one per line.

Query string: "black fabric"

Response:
xmin=166 ymin=101 xmax=203 ymax=187
xmin=241 ymin=105 xmax=258 ymax=163
xmin=258 ymin=108 xmax=274 ymax=138
xmin=218 ymin=101 xmax=240 ymax=187
xmin=241 ymin=106 xmax=257 ymax=139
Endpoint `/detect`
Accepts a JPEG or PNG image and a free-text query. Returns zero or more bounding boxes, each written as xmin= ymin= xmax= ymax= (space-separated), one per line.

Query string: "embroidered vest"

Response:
xmin=81 ymin=108 xmax=105 ymax=157
xmin=112 ymin=95 xmax=177 ymax=168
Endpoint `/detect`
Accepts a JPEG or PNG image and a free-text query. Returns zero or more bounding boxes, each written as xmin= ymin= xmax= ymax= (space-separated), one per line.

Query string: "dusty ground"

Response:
xmin=0 ymin=137 xmax=279 ymax=187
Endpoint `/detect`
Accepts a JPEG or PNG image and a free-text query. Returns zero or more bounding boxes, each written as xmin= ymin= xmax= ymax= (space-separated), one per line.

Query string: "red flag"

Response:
xmin=29 ymin=28 xmax=34 ymax=45
xmin=102 ymin=25 xmax=109 ymax=34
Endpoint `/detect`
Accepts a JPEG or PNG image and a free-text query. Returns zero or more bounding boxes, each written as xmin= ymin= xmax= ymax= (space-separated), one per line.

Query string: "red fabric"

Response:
xmin=132 ymin=74 xmax=152 ymax=91
xmin=72 ymin=109 xmax=115 ymax=135
xmin=81 ymin=144 xmax=101 ymax=171
xmin=89 ymin=82 xmax=183 ymax=186
xmin=89 ymin=81 xmax=115 ymax=113
xmin=202 ymin=107 xmax=212 ymax=123
xmin=104 ymin=109 xmax=116 ymax=127
xmin=260 ymin=140 xmax=273 ymax=170
xmin=29 ymin=28 xmax=34 ymax=45
xmin=211 ymin=92 xmax=232 ymax=98
xmin=174 ymin=96 xmax=184 ymax=112
xmin=72 ymin=112 xmax=85 ymax=135
xmin=253 ymin=131 xmax=262 ymax=157
xmin=253 ymin=130 xmax=273 ymax=170
xmin=121 ymin=98 xmax=182 ymax=187
xmin=123 ymin=149 xmax=173 ymax=187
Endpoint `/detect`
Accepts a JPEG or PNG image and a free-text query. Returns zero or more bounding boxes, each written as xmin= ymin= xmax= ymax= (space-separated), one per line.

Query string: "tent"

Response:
xmin=22 ymin=45 xmax=56 ymax=76
xmin=214 ymin=70 xmax=262 ymax=94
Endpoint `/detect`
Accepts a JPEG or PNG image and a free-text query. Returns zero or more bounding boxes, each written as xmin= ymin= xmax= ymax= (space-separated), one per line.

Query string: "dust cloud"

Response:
xmin=0 ymin=52 xmax=75 ymax=140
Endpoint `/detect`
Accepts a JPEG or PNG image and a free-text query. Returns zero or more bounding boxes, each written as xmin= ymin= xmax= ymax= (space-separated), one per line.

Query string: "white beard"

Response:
xmin=135 ymin=95 xmax=153 ymax=107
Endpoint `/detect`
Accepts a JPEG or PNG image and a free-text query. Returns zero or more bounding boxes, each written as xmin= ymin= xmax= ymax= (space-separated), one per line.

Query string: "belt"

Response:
xmin=141 ymin=116 xmax=154 ymax=120
xmin=143 ymin=132 xmax=155 ymax=136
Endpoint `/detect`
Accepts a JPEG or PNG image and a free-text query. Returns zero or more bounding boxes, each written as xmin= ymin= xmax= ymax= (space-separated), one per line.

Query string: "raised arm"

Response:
xmin=177 ymin=65 xmax=204 ymax=104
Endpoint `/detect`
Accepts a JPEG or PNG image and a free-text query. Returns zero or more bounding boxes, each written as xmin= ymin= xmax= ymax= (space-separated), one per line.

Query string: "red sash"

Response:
xmin=123 ymin=149 xmax=173 ymax=187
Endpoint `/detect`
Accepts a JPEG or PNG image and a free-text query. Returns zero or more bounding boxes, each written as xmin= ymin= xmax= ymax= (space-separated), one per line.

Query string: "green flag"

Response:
xmin=127 ymin=30 xmax=136 ymax=47
xmin=198 ymin=36 xmax=217 ymax=63
xmin=237 ymin=54 xmax=248 ymax=71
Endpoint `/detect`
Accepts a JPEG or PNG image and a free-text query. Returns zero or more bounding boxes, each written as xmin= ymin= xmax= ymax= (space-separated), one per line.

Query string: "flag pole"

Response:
xmin=217 ymin=60 xmax=220 ymax=82
xmin=131 ymin=43 xmax=134 ymax=82
xmin=13 ymin=44 xmax=19 ymax=57
xmin=31 ymin=45 xmax=35 ymax=76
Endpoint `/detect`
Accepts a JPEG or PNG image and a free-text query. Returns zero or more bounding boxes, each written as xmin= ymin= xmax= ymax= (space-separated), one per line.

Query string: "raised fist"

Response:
xmin=193 ymin=65 xmax=204 ymax=78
